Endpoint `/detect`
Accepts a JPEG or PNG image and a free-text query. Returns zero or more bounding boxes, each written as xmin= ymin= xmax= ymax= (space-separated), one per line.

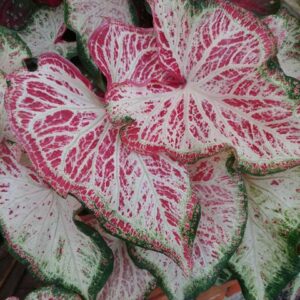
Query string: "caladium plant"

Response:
xmin=0 ymin=0 xmax=300 ymax=300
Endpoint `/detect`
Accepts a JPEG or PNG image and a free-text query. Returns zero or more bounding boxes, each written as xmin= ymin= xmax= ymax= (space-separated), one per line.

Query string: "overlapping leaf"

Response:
xmin=128 ymin=151 xmax=246 ymax=300
xmin=0 ymin=26 xmax=31 ymax=73
xmin=0 ymin=141 xmax=113 ymax=299
xmin=65 ymin=0 xmax=133 ymax=74
xmin=79 ymin=215 xmax=156 ymax=300
xmin=264 ymin=9 xmax=300 ymax=80
xmin=25 ymin=287 xmax=81 ymax=300
xmin=18 ymin=4 xmax=77 ymax=58
xmin=230 ymin=166 xmax=300 ymax=300
xmin=5 ymin=53 xmax=199 ymax=270
xmin=89 ymin=20 xmax=174 ymax=89
xmin=0 ymin=27 xmax=31 ymax=142
xmin=106 ymin=0 xmax=300 ymax=173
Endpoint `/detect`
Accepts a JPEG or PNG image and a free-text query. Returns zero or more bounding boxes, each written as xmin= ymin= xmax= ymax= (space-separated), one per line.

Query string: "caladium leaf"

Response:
xmin=230 ymin=0 xmax=280 ymax=15
xmin=128 ymin=151 xmax=247 ymax=300
xmin=0 ymin=141 xmax=113 ymax=299
xmin=65 ymin=0 xmax=133 ymax=75
xmin=78 ymin=215 xmax=156 ymax=300
xmin=263 ymin=9 xmax=300 ymax=80
xmin=88 ymin=20 xmax=174 ymax=89
xmin=0 ymin=26 xmax=31 ymax=74
xmin=230 ymin=166 xmax=300 ymax=300
xmin=0 ymin=0 xmax=37 ymax=30
xmin=5 ymin=53 xmax=199 ymax=270
xmin=106 ymin=0 xmax=300 ymax=173
xmin=18 ymin=5 xmax=77 ymax=58
xmin=25 ymin=287 xmax=81 ymax=300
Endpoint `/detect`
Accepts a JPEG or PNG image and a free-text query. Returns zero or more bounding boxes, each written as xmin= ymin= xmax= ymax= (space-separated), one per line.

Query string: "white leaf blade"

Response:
xmin=230 ymin=166 xmax=300 ymax=300
xmin=0 ymin=141 xmax=113 ymax=299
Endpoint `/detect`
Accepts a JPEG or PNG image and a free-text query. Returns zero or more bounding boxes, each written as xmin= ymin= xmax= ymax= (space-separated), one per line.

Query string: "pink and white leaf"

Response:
xmin=19 ymin=5 xmax=77 ymax=58
xmin=147 ymin=0 xmax=275 ymax=81
xmin=5 ymin=53 xmax=198 ymax=270
xmin=65 ymin=0 xmax=132 ymax=68
xmin=107 ymin=68 xmax=300 ymax=173
xmin=264 ymin=8 xmax=300 ymax=80
xmin=106 ymin=0 xmax=300 ymax=172
xmin=78 ymin=215 xmax=156 ymax=300
xmin=88 ymin=20 xmax=174 ymax=88
xmin=0 ymin=141 xmax=113 ymax=299
xmin=0 ymin=27 xmax=31 ymax=74
xmin=129 ymin=151 xmax=246 ymax=300
xmin=25 ymin=287 xmax=81 ymax=300
xmin=230 ymin=166 xmax=300 ymax=300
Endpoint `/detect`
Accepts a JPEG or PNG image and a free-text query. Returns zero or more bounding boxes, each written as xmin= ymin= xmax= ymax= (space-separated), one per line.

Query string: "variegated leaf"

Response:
xmin=230 ymin=166 xmax=300 ymax=300
xmin=0 ymin=141 xmax=113 ymax=299
xmin=88 ymin=20 xmax=173 ymax=89
xmin=106 ymin=0 xmax=300 ymax=173
xmin=264 ymin=9 xmax=300 ymax=80
xmin=65 ymin=0 xmax=132 ymax=73
xmin=25 ymin=287 xmax=81 ymax=300
xmin=19 ymin=5 xmax=77 ymax=58
xmin=0 ymin=26 xmax=31 ymax=73
xmin=78 ymin=215 xmax=156 ymax=300
xmin=5 ymin=53 xmax=198 ymax=270
xmin=128 ymin=151 xmax=246 ymax=300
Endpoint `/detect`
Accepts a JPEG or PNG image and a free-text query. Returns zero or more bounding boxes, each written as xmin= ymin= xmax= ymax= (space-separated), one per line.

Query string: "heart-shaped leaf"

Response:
xmin=25 ymin=287 xmax=81 ymax=300
xmin=88 ymin=20 xmax=173 ymax=89
xmin=263 ymin=8 xmax=300 ymax=80
xmin=79 ymin=215 xmax=156 ymax=300
xmin=128 ymin=151 xmax=246 ymax=300
xmin=105 ymin=0 xmax=300 ymax=173
xmin=0 ymin=141 xmax=113 ymax=299
xmin=18 ymin=4 xmax=77 ymax=58
xmin=5 ymin=53 xmax=199 ymax=270
xmin=65 ymin=0 xmax=133 ymax=75
xmin=0 ymin=26 xmax=31 ymax=74
xmin=230 ymin=166 xmax=300 ymax=300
